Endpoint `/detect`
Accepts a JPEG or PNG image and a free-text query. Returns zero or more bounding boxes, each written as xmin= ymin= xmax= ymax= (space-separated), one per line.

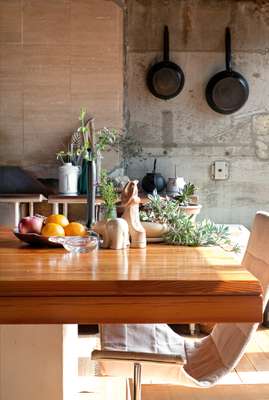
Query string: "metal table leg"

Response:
xmin=14 ymin=202 xmax=20 ymax=228
xmin=29 ymin=202 xmax=34 ymax=217
xmin=133 ymin=363 xmax=142 ymax=400
xmin=63 ymin=203 xmax=68 ymax=218
xmin=53 ymin=203 xmax=59 ymax=214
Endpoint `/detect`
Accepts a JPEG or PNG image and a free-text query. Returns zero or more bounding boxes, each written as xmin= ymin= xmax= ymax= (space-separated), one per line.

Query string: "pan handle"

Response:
xmin=163 ymin=25 xmax=169 ymax=62
xmin=225 ymin=27 xmax=232 ymax=72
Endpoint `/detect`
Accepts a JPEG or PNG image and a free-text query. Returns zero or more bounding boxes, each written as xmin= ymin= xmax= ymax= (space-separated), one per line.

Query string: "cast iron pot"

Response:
xmin=206 ymin=27 xmax=249 ymax=114
xmin=142 ymin=159 xmax=166 ymax=194
xmin=147 ymin=26 xmax=185 ymax=100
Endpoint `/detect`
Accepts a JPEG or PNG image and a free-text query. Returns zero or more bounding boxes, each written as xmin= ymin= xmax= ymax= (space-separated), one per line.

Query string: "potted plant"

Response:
xmin=56 ymin=149 xmax=82 ymax=196
xmin=174 ymin=182 xmax=202 ymax=218
xmin=140 ymin=182 xmax=201 ymax=240
xmin=99 ymin=170 xmax=118 ymax=220
xmin=57 ymin=108 xmax=119 ymax=195
xmin=140 ymin=190 xmax=237 ymax=250
xmin=139 ymin=192 xmax=171 ymax=240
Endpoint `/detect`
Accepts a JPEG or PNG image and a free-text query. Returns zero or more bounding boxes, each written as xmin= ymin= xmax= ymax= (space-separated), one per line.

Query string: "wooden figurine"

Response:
xmin=93 ymin=218 xmax=130 ymax=250
xmin=121 ymin=180 xmax=146 ymax=248
xmin=107 ymin=218 xmax=130 ymax=250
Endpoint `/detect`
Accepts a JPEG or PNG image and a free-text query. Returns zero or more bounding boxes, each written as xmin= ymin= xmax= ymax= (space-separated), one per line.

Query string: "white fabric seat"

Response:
xmin=93 ymin=212 xmax=269 ymax=389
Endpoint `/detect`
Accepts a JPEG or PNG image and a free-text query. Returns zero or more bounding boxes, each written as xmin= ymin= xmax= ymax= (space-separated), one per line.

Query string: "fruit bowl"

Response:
xmin=13 ymin=229 xmax=61 ymax=247
xmin=13 ymin=229 xmax=99 ymax=252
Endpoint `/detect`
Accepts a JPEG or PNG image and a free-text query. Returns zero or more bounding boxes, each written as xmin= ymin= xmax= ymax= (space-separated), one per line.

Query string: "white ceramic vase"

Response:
xmin=166 ymin=177 xmax=186 ymax=195
xmin=58 ymin=163 xmax=80 ymax=195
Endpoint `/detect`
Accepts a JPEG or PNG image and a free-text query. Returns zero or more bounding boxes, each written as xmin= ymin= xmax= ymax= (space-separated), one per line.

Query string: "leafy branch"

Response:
xmin=164 ymin=217 xmax=231 ymax=247
xmin=175 ymin=183 xmax=197 ymax=205
xmin=140 ymin=191 xmax=237 ymax=250
xmin=56 ymin=108 xmax=119 ymax=166
xmin=99 ymin=170 xmax=118 ymax=212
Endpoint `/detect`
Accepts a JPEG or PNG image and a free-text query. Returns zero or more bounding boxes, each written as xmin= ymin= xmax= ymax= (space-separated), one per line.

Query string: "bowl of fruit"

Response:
xmin=14 ymin=214 xmax=99 ymax=252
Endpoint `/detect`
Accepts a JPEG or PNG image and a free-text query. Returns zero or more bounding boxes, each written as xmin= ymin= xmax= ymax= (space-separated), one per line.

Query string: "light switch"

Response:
xmin=211 ymin=160 xmax=229 ymax=180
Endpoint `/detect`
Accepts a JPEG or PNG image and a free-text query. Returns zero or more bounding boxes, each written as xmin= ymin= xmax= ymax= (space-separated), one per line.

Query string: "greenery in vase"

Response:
xmin=56 ymin=108 xmax=119 ymax=166
xmin=99 ymin=170 xmax=118 ymax=219
xmin=140 ymin=191 xmax=239 ymax=250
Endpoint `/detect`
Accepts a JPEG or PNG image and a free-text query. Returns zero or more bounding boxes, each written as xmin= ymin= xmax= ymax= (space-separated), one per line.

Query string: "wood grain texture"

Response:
xmin=0 ymin=295 xmax=262 ymax=324
xmin=0 ymin=226 xmax=263 ymax=324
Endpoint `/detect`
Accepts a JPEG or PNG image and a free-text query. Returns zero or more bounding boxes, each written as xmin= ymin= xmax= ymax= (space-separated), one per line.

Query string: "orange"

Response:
xmin=46 ymin=214 xmax=69 ymax=227
xmin=64 ymin=222 xmax=86 ymax=237
xmin=41 ymin=223 xmax=65 ymax=237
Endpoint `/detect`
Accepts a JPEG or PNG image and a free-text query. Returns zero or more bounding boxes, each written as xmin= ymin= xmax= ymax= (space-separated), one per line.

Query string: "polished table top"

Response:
xmin=0 ymin=226 xmax=263 ymax=324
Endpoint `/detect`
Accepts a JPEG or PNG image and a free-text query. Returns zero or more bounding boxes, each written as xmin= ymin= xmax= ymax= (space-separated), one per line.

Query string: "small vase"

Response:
xmin=79 ymin=152 xmax=102 ymax=195
xmin=78 ymin=159 xmax=87 ymax=194
xmin=86 ymin=158 xmax=96 ymax=229
xmin=104 ymin=206 xmax=117 ymax=221
xmin=58 ymin=163 xmax=80 ymax=195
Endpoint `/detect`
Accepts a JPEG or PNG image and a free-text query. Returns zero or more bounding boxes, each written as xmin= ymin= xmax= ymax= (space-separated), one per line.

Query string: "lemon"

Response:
xmin=41 ymin=223 xmax=65 ymax=237
xmin=64 ymin=222 xmax=86 ymax=237
xmin=46 ymin=214 xmax=69 ymax=228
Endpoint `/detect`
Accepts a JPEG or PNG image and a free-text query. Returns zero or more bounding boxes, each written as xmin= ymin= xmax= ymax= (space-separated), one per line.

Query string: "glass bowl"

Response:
xmin=49 ymin=232 xmax=99 ymax=253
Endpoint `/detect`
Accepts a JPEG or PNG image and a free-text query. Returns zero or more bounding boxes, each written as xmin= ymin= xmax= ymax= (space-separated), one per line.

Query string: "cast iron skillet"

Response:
xmin=206 ymin=27 xmax=249 ymax=114
xmin=147 ymin=26 xmax=185 ymax=100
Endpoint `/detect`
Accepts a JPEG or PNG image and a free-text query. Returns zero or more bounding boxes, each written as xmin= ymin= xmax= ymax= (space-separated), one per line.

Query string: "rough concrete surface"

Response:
xmin=126 ymin=0 xmax=269 ymax=227
xmin=0 ymin=0 xmax=123 ymax=175
xmin=1 ymin=0 xmax=269 ymax=227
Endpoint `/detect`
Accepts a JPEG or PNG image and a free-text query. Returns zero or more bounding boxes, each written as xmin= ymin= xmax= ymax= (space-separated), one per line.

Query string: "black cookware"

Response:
xmin=142 ymin=159 xmax=166 ymax=194
xmin=206 ymin=27 xmax=249 ymax=114
xmin=147 ymin=26 xmax=185 ymax=100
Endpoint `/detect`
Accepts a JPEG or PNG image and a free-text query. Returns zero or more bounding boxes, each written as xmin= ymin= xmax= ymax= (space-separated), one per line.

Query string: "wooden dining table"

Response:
xmin=0 ymin=225 xmax=263 ymax=400
xmin=0 ymin=225 xmax=263 ymax=324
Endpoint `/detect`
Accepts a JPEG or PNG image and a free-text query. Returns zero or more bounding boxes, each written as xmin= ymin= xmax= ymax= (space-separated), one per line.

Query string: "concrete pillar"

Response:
xmin=0 ymin=325 xmax=78 ymax=400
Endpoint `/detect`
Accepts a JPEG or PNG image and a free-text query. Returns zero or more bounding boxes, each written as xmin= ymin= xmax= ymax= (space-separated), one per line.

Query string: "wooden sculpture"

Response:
xmin=121 ymin=180 xmax=146 ymax=248
xmin=93 ymin=218 xmax=130 ymax=250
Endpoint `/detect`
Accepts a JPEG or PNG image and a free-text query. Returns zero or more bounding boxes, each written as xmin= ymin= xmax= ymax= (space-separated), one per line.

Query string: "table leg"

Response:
xmin=29 ymin=202 xmax=34 ymax=217
xmin=53 ymin=203 xmax=59 ymax=214
xmin=63 ymin=203 xmax=68 ymax=218
xmin=14 ymin=202 xmax=20 ymax=227
xmin=190 ymin=323 xmax=196 ymax=336
xmin=133 ymin=363 xmax=142 ymax=400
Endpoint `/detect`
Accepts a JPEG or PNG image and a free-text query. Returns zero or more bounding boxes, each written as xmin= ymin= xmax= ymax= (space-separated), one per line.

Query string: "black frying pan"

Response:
xmin=206 ymin=27 xmax=249 ymax=114
xmin=147 ymin=26 xmax=185 ymax=100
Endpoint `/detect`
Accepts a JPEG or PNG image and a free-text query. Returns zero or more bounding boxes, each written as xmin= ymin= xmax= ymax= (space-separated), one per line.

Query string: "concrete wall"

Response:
xmin=0 ymin=0 xmax=123 ymax=177
xmin=1 ymin=0 xmax=269 ymax=227
xmin=126 ymin=0 xmax=269 ymax=227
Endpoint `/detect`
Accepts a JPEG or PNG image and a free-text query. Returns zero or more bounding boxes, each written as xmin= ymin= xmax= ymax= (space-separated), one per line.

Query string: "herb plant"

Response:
xmin=140 ymin=191 xmax=237 ymax=250
xmin=99 ymin=170 xmax=118 ymax=219
xmin=175 ymin=183 xmax=197 ymax=206
xmin=140 ymin=191 xmax=179 ymax=224
xmin=164 ymin=217 xmax=231 ymax=247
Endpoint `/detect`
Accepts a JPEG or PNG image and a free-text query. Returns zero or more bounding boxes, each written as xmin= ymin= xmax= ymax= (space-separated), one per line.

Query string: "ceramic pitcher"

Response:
xmin=58 ymin=163 xmax=80 ymax=195
xmin=166 ymin=177 xmax=186 ymax=195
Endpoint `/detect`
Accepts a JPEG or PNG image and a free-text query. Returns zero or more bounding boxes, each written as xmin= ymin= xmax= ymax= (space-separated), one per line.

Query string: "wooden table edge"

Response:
xmin=0 ymin=277 xmax=262 ymax=296
xmin=0 ymin=294 xmax=263 ymax=324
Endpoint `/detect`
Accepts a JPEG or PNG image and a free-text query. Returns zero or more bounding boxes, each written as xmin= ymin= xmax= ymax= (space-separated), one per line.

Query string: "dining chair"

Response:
xmin=92 ymin=211 xmax=269 ymax=399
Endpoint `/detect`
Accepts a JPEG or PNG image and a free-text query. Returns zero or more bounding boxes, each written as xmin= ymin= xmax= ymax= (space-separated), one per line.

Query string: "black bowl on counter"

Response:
xmin=141 ymin=159 xmax=166 ymax=194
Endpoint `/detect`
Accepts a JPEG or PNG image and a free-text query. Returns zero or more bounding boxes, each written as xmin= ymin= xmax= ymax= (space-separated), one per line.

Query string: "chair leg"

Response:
xmin=133 ymin=363 xmax=142 ymax=400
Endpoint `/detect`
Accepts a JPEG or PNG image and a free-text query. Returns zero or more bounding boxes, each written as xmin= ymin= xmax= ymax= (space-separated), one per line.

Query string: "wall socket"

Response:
xmin=211 ymin=160 xmax=229 ymax=180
